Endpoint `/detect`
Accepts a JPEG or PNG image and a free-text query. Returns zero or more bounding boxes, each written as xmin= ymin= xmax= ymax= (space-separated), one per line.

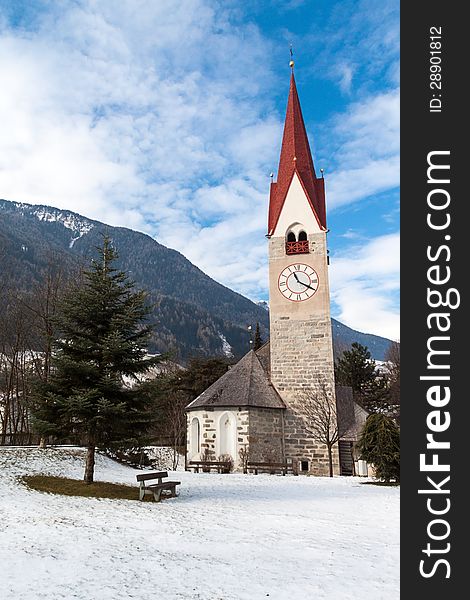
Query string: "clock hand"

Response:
xmin=292 ymin=271 xmax=314 ymax=290
xmin=291 ymin=271 xmax=317 ymax=291
xmin=297 ymin=279 xmax=317 ymax=291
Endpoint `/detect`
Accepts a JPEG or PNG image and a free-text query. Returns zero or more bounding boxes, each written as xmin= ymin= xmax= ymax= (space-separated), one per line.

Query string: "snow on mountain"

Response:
xmin=32 ymin=206 xmax=94 ymax=247
xmin=219 ymin=333 xmax=234 ymax=358
xmin=7 ymin=201 xmax=95 ymax=248
xmin=256 ymin=300 xmax=269 ymax=311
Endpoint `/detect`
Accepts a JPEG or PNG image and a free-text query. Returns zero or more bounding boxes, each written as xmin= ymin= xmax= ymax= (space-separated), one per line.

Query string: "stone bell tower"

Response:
xmin=267 ymin=65 xmax=339 ymax=475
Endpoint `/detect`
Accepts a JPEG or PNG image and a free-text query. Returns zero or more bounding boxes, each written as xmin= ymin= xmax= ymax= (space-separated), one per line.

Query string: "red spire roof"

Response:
xmin=268 ymin=72 xmax=326 ymax=235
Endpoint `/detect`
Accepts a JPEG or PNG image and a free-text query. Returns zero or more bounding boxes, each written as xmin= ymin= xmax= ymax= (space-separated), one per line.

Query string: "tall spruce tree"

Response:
xmin=335 ymin=342 xmax=387 ymax=412
xmin=357 ymin=414 xmax=400 ymax=483
xmin=335 ymin=342 xmax=376 ymax=393
xmin=253 ymin=322 xmax=263 ymax=351
xmin=31 ymin=237 xmax=161 ymax=483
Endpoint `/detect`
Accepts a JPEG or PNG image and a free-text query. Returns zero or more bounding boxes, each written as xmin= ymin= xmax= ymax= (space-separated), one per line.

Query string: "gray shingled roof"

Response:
xmin=255 ymin=341 xmax=270 ymax=376
xmin=336 ymin=385 xmax=369 ymax=440
xmin=187 ymin=346 xmax=286 ymax=410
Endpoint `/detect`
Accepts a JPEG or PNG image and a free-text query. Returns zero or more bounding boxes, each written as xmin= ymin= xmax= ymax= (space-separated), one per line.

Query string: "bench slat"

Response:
xmin=188 ymin=460 xmax=230 ymax=467
xmin=136 ymin=471 xmax=168 ymax=482
xmin=245 ymin=462 xmax=294 ymax=475
xmin=247 ymin=464 xmax=290 ymax=468
xmin=188 ymin=460 xmax=231 ymax=473
xmin=147 ymin=481 xmax=181 ymax=490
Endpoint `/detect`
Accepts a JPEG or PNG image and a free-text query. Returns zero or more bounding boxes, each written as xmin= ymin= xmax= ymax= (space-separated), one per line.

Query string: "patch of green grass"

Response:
xmin=21 ymin=475 xmax=142 ymax=501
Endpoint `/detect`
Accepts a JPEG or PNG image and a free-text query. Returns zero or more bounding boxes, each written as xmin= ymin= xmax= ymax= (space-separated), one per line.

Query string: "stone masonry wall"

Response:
xmin=186 ymin=408 xmax=249 ymax=470
xmin=187 ymin=407 xmax=288 ymax=471
xmin=270 ymin=316 xmax=339 ymax=475
xmin=268 ymin=231 xmax=339 ymax=475
xmin=247 ymin=408 xmax=285 ymax=463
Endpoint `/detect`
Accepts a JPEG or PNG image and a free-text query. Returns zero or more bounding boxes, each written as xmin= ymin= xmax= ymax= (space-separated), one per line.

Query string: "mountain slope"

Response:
xmin=0 ymin=199 xmax=393 ymax=360
xmin=331 ymin=319 xmax=393 ymax=361
xmin=0 ymin=199 xmax=269 ymax=360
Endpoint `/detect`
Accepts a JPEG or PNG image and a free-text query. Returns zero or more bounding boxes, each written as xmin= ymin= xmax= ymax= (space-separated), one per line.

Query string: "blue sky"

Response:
xmin=0 ymin=0 xmax=399 ymax=340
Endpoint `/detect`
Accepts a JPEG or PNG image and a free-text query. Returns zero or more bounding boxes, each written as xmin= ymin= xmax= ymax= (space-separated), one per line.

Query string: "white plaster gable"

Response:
xmin=273 ymin=172 xmax=321 ymax=237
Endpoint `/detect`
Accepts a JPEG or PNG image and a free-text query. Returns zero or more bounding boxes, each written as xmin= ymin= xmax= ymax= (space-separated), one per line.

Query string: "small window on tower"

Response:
xmin=300 ymin=460 xmax=309 ymax=472
xmin=286 ymin=230 xmax=309 ymax=255
xmin=287 ymin=231 xmax=296 ymax=242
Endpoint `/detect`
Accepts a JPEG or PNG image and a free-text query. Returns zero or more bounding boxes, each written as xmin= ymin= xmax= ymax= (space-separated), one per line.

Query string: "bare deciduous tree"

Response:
xmin=0 ymin=256 xmax=68 ymax=447
xmin=384 ymin=341 xmax=400 ymax=421
xmin=19 ymin=260 xmax=67 ymax=447
xmin=167 ymin=390 xmax=188 ymax=470
xmin=238 ymin=444 xmax=250 ymax=474
xmin=0 ymin=297 xmax=36 ymax=445
xmin=301 ymin=382 xmax=351 ymax=477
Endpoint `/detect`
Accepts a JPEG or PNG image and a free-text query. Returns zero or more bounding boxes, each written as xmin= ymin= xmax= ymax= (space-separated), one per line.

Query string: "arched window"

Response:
xmin=190 ymin=417 xmax=200 ymax=457
xmin=219 ymin=412 xmax=236 ymax=459
xmin=286 ymin=227 xmax=309 ymax=255
xmin=287 ymin=231 xmax=296 ymax=242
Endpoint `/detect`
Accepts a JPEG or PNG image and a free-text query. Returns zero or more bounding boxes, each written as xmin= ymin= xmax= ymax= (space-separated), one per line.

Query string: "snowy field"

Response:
xmin=0 ymin=447 xmax=399 ymax=600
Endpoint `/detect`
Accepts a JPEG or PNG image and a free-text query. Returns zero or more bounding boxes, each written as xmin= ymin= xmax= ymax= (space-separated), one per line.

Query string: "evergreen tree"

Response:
xmin=253 ymin=322 xmax=263 ymax=351
xmin=30 ymin=237 xmax=161 ymax=483
xmin=335 ymin=342 xmax=387 ymax=412
xmin=177 ymin=356 xmax=230 ymax=398
xmin=335 ymin=342 xmax=376 ymax=392
xmin=356 ymin=414 xmax=400 ymax=483
xmin=140 ymin=356 xmax=230 ymax=466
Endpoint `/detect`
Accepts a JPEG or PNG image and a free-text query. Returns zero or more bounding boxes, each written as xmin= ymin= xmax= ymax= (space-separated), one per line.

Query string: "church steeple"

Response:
xmin=268 ymin=72 xmax=326 ymax=236
xmin=266 ymin=64 xmax=337 ymax=476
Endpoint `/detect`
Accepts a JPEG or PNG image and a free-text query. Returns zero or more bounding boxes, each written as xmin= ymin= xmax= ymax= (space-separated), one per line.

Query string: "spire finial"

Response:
xmin=289 ymin=45 xmax=294 ymax=70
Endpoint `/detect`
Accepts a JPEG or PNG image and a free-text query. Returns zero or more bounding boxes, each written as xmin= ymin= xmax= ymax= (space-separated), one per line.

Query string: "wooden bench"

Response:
xmin=188 ymin=460 xmax=231 ymax=474
xmin=246 ymin=462 xmax=295 ymax=476
xmin=136 ymin=471 xmax=181 ymax=502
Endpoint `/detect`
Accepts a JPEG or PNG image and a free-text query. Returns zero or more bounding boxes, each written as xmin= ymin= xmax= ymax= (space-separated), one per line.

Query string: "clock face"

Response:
xmin=278 ymin=263 xmax=319 ymax=302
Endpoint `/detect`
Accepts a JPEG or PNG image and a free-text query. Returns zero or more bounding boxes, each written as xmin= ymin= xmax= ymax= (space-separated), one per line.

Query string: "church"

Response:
xmin=186 ymin=65 xmax=366 ymax=476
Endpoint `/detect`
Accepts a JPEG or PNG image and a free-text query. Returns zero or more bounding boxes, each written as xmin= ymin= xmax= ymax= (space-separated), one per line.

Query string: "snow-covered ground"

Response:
xmin=0 ymin=447 xmax=399 ymax=600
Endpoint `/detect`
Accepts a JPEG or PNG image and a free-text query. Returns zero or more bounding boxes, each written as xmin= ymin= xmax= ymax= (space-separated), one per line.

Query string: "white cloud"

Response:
xmin=327 ymin=156 xmax=399 ymax=210
xmin=0 ymin=1 xmax=400 ymax=339
xmin=0 ymin=0 xmax=278 ymax=254
xmin=340 ymin=229 xmax=366 ymax=240
xmin=325 ymin=89 xmax=400 ymax=210
xmin=329 ymin=233 xmax=400 ymax=340
xmin=334 ymin=62 xmax=355 ymax=94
